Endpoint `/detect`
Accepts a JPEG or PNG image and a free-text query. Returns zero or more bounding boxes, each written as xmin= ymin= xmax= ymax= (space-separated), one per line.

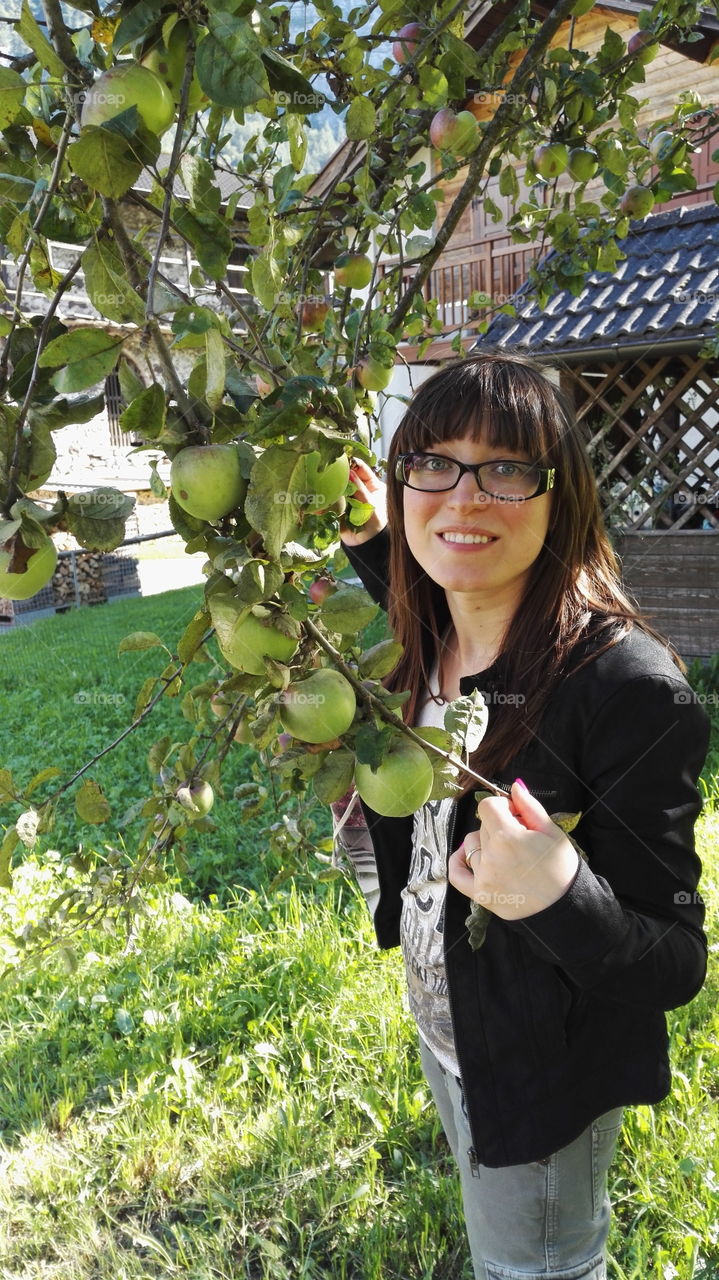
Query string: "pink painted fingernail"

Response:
xmin=514 ymin=777 xmax=528 ymax=790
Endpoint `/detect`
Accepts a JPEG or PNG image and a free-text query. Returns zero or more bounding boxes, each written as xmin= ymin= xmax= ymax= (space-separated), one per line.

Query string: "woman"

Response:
xmin=338 ymin=352 xmax=710 ymax=1280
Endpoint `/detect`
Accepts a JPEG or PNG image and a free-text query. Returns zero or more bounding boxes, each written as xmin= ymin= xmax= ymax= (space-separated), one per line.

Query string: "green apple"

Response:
xmin=429 ymin=108 xmax=479 ymax=157
xmin=649 ymin=130 xmax=676 ymax=164
xmin=80 ymin=63 xmax=175 ymax=134
xmin=533 ymin=143 xmax=569 ymax=179
xmin=279 ymin=668 xmax=357 ymax=743
xmin=568 ymin=146 xmax=598 ymax=182
xmin=0 ymin=532 xmax=57 ymax=601
xmin=356 ymin=355 xmax=393 ymax=392
xmin=355 ymin=735 xmax=434 ymax=818
xmin=140 ymin=19 xmax=208 ymax=112
xmin=619 ymin=184 xmax=655 ymax=218
xmin=334 ymin=253 xmax=373 ymax=289
xmin=297 ymin=451 xmax=350 ymax=512
xmin=170 ymin=444 xmax=247 ymax=523
xmin=207 ymin=581 xmax=300 ymax=674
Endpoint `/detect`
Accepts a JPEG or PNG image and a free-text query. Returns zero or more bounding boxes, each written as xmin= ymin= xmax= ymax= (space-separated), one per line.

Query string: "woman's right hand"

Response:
xmin=340 ymin=457 xmax=388 ymax=546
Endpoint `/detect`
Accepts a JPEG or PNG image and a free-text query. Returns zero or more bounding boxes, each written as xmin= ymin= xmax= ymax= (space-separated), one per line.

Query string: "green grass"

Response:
xmin=0 ymin=591 xmax=717 ymax=1278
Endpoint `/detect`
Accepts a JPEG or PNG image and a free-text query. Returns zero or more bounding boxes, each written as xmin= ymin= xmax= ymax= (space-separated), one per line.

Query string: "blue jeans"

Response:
xmin=419 ymin=1038 xmax=624 ymax=1280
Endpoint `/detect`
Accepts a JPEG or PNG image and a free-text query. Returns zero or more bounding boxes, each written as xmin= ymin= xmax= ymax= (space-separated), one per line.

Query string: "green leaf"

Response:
xmin=173 ymin=205 xmax=232 ymax=281
xmin=205 ymin=327 xmax=226 ymax=411
xmin=0 ymin=172 xmax=35 ymax=205
xmin=316 ymin=585 xmax=378 ymax=634
xmin=444 ymin=690 xmax=488 ymax=755
xmin=0 ymin=68 xmax=26 ymax=131
xmin=179 ymin=153 xmax=221 ymax=215
xmin=135 ymin=676 xmax=160 ymax=720
xmin=312 ymin=748 xmax=355 ymax=805
xmin=418 ymin=65 xmax=448 ymax=108
xmin=0 ymin=408 xmax=56 ymax=490
xmin=67 ymin=126 xmax=149 ymax=200
xmin=195 ymin=12 xmax=270 ymax=108
xmin=0 ymin=768 xmax=17 ymax=804
xmin=119 ymin=383 xmax=166 ymax=439
xmin=466 ymin=901 xmax=491 ymax=950
xmin=177 ymin=609 xmax=211 ymax=665
xmin=112 ymin=0 xmax=165 ymax=53
xmin=38 ymin=328 xmax=125 ymax=393
xmin=287 ymin=113 xmax=307 ymax=172
xmin=358 ymin=638 xmax=403 ymax=679
xmin=17 ymin=0 xmax=65 ymax=78
xmin=75 ymin=779 xmax=111 ymax=825
xmin=29 ymin=391 xmax=105 ymax=431
xmin=81 ymin=239 xmax=146 ymax=325
xmin=244 ymin=445 xmax=305 ymax=560
xmin=346 ymin=98 xmax=376 ymax=141
xmin=249 ymin=253 xmax=281 ymax=310
xmin=118 ymin=631 xmax=165 ymax=655
xmin=25 ymin=766 xmax=62 ymax=798
xmin=0 ymin=825 xmax=18 ymax=888
xmin=261 ymin=46 xmax=325 ymax=114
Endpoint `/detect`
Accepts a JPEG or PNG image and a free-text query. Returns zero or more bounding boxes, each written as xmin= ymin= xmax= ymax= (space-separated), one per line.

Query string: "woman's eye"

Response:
xmin=413 ymin=456 xmax=451 ymax=472
xmin=491 ymin=461 xmax=523 ymax=477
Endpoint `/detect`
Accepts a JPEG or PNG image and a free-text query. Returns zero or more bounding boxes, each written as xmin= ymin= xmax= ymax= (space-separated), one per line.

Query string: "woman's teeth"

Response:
xmin=440 ymin=532 xmax=496 ymax=544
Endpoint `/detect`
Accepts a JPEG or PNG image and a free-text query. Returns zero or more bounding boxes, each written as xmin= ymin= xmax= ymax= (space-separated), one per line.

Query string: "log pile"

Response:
xmin=52 ymin=551 xmax=107 ymax=611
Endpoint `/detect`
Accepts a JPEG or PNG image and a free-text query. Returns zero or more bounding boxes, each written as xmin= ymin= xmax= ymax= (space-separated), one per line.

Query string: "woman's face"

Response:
xmin=401 ymin=433 xmax=553 ymax=605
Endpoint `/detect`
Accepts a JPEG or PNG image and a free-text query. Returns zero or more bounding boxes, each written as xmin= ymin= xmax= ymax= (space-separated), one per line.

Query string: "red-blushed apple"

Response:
xmin=568 ymin=146 xmax=598 ymax=182
xmin=279 ymin=668 xmax=356 ymax=743
xmin=0 ymin=531 xmax=57 ymax=600
xmin=176 ymin=779 xmax=214 ymax=815
xmin=355 ymin=735 xmax=434 ymax=817
xmin=429 ymin=108 xmax=479 ymax=156
xmin=392 ymin=22 xmax=423 ymax=63
xmin=80 ymin=63 xmax=175 ymax=133
xmin=619 ymin=184 xmax=655 ymax=218
xmin=627 ymin=30 xmax=659 ymax=64
xmin=298 ymin=296 xmax=331 ymax=331
xmin=533 ymin=142 xmax=569 ymax=179
xmin=308 ymin=576 xmax=337 ymax=605
xmin=334 ymin=253 xmax=373 ymax=289
xmin=356 ymin=355 xmax=393 ymax=392
xmin=255 ymin=373 xmax=274 ymax=397
xmin=170 ymin=444 xmax=247 ymax=523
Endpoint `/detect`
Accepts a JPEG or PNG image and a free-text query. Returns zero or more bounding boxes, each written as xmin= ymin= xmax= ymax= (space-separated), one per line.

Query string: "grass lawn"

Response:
xmin=0 ymin=589 xmax=717 ymax=1279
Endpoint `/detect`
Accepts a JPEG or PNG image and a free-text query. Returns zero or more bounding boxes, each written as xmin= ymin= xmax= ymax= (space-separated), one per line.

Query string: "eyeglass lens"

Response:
xmin=404 ymin=455 xmax=541 ymax=499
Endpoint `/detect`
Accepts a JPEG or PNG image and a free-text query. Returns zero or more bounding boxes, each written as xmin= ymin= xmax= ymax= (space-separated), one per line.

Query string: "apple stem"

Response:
xmin=302 ymin=618 xmax=505 ymax=797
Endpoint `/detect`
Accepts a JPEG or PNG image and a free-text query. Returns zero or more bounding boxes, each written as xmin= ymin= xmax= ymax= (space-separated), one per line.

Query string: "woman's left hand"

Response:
xmin=448 ymin=780 xmax=580 ymax=921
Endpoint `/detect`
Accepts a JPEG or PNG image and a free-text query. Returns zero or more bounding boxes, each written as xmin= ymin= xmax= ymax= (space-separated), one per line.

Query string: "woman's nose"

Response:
xmin=448 ymin=470 xmax=491 ymax=505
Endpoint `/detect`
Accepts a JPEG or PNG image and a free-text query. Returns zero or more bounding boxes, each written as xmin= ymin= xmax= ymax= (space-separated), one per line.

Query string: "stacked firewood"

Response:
xmin=52 ymin=550 xmax=107 ymax=611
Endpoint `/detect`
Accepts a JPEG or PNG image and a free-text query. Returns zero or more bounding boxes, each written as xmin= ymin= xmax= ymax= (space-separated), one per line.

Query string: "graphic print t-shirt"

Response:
xmin=400 ymin=664 xmax=460 ymax=1075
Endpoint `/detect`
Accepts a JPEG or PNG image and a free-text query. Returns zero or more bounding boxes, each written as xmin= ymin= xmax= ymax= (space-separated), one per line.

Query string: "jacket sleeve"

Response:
xmin=505 ymin=674 xmax=710 ymax=1010
xmin=340 ymin=526 xmax=390 ymax=612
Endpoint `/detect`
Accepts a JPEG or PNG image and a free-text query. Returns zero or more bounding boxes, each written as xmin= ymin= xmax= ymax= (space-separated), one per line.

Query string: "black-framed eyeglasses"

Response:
xmin=394 ymin=453 xmax=556 ymax=501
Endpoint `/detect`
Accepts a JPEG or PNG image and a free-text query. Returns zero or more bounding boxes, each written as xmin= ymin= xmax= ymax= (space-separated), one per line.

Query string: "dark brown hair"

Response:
xmin=382 ymin=350 xmax=681 ymax=793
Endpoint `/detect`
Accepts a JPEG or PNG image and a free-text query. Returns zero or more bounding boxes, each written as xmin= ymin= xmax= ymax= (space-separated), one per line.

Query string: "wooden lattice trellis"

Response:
xmin=564 ymin=355 xmax=719 ymax=533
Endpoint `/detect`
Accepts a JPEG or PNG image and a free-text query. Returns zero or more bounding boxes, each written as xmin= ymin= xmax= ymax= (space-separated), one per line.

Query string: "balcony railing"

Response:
xmin=0 ymin=240 xmax=252 ymax=328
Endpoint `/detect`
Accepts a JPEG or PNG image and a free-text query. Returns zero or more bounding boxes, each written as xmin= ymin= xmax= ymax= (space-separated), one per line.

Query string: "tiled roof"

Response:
xmin=479 ymin=202 xmax=719 ymax=358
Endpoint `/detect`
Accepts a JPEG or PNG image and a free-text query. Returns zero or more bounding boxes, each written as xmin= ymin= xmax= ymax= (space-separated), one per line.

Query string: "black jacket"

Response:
xmin=344 ymin=528 xmax=711 ymax=1167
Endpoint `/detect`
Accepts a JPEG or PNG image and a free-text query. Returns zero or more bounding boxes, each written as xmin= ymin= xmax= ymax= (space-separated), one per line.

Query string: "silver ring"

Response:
xmin=464 ymin=842 xmax=481 ymax=868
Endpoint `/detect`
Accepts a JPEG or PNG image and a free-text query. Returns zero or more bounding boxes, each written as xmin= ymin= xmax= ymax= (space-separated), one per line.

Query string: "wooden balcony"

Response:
xmin=385 ymin=133 xmax=719 ymax=362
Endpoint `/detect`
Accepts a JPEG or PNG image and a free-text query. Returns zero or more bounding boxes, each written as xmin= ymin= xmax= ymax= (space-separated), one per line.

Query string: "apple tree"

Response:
xmin=0 ymin=0 xmax=716 ymax=938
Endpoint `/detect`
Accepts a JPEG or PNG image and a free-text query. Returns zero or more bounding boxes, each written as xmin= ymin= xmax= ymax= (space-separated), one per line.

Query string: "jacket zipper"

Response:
xmin=444 ymin=799 xmax=482 ymax=1176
